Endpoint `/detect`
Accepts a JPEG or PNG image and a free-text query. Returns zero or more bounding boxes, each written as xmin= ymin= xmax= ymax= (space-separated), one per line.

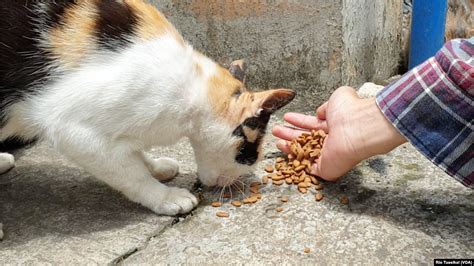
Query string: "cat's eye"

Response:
xmin=232 ymin=87 xmax=244 ymax=98
xmin=232 ymin=88 xmax=243 ymax=97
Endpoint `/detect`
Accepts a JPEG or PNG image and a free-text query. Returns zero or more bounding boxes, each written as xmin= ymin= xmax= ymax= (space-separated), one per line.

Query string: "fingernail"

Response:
xmin=276 ymin=140 xmax=287 ymax=149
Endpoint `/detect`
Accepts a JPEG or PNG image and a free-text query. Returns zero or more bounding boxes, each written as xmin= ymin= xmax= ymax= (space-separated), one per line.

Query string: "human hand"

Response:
xmin=272 ymin=86 xmax=406 ymax=181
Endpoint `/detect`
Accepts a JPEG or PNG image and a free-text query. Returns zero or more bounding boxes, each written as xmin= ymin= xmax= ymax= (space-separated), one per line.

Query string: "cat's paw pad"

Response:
xmin=0 ymin=153 xmax=15 ymax=174
xmin=148 ymin=157 xmax=179 ymax=181
xmin=152 ymin=187 xmax=198 ymax=216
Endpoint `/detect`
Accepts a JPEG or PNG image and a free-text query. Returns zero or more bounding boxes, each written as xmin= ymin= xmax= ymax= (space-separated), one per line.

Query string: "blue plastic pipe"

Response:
xmin=408 ymin=0 xmax=448 ymax=69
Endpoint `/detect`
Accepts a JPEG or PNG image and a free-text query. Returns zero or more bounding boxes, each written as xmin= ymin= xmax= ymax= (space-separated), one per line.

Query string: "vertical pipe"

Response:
xmin=408 ymin=0 xmax=448 ymax=69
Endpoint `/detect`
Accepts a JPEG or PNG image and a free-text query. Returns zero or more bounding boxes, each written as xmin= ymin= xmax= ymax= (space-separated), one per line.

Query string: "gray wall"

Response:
xmin=342 ymin=0 xmax=403 ymax=85
xmin=149 ymin=0 xmax=402 ymax=104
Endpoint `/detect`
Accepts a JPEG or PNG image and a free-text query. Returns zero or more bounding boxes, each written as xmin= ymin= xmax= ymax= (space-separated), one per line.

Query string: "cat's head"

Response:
xmin=191 ymin=58 xmax=295 ymax=187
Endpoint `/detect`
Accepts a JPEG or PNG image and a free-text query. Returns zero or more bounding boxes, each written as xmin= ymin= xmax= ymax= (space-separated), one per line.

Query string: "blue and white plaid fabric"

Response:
xmin=376 ymin=38 xmax=473 ymax=188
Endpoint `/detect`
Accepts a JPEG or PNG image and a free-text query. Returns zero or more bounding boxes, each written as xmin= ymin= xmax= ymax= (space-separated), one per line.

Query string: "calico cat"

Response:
xmin=0 ymin=0 xmax=295 ymax=215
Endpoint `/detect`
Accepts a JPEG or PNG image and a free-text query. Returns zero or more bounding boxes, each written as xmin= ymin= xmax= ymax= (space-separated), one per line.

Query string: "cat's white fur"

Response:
xmin=0 ymin=153 xmax=14 ymax=174
xmin=0 ymin=35 xmax=254 ymax=215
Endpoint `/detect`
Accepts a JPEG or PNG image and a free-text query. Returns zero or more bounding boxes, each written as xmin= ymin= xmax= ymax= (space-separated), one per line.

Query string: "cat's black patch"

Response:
xmin=46 ymin=0 xmax=80 ymax=27
xmin=0 ymin=0 xmax=76 ymax=126
xmin=232 ymin=113 xmax=271 ymax=165
xmin=95 ymin=0 xmax=139 ymax=51
xmin=241 ymin=112 xmax=270 ymax=130
xmin=0 ymin=137 xmax=37 ymax=153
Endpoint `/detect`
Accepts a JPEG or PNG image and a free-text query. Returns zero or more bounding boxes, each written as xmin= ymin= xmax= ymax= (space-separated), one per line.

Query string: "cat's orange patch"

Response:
xmin=207 ymin=67 xmax=248 ymax=125
xmin=125 ymin=0 xmax=184 ymax=44
xmin=48 ymin=0 xmax=98 ymax=68
xmin=207 ymin=66 xmax=285 ymax=130
xmin=242 ymin=126 xmax=259 ymax=143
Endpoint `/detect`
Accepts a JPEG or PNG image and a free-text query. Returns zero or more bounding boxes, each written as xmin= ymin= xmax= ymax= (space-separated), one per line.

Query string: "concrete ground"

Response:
xmin=0 ymin=91 xmax=472 ymax=264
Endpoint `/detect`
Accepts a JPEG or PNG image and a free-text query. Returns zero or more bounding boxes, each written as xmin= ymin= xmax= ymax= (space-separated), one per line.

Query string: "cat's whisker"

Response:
xmin=217 ymin=186 xmax=223 ymax=203
xmin=234 ymin=179 xmax=250 ymax=192
xmin=218 ymin=184 xmax=227 ymax=203
xmin=231 ymin=183 xmax=247 ymax=199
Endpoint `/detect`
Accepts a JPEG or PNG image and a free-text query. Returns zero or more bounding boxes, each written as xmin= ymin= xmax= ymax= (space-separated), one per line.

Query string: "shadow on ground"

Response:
xmin=0 ymin=163 xmax=197 ymax=250
xmin=322 ymin=166 xmax=473 ymax=244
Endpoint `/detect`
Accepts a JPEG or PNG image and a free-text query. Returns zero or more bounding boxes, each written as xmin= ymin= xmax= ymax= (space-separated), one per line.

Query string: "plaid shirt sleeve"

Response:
xmin=376 ymin=37 xmax=473 ymax=188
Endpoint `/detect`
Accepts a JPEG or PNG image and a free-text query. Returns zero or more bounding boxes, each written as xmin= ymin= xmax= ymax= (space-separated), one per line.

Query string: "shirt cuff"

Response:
xmin=375 ymin=57 xmax=473 ymax=188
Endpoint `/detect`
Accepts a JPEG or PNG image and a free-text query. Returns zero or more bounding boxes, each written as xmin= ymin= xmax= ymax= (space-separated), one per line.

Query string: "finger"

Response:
xmin=316 ymin=101 xmax=328 ymax=120
xmin=272 ymin=125 xmax=309 ymax=141
xmin=310 ymin=156 xmax=341 ymax=182
xmin=283 ymin=112 xmax=324 ymax=130
xmin=276 ymin=140 xmax=291 ymax=154
xmin=310 ymin=144 xmax=342 ymax=182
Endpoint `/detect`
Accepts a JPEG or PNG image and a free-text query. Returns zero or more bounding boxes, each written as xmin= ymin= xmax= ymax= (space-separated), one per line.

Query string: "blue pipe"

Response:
xmin=408 ymin=0 xmax=448 ymax=69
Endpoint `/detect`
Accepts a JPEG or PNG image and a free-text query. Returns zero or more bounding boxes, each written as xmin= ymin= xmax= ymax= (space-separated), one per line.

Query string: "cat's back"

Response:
xmin=0 ymin=0 xmax=183 ymax=121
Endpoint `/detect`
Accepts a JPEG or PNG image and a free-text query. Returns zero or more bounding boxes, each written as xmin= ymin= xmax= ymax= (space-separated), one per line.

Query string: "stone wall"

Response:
xmin=342 ymin=0 xmax=403 ymax=85
xmin=149 ymin=0 xmax=402 ymax=104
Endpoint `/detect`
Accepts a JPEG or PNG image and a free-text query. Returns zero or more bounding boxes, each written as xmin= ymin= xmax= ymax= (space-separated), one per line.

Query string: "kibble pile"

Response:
xmin=211 ymin=129 xmax=348 ymax=219
xmin=263 ymin=129 xmax=327 ymax=200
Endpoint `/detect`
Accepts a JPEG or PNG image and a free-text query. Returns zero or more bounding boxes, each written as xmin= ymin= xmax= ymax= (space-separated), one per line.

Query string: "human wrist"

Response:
xmin=355 ymin=98 xmax=407 ymax=160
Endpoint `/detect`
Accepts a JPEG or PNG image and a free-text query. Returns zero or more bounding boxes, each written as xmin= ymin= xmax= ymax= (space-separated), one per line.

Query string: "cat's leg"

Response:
xmin=55 ymin=132 xmax=198 ymax=215
xmin=0 ymin=153 xmax=15 ymax=174
xmin=141 ymin=152 xmax=179 ymax=182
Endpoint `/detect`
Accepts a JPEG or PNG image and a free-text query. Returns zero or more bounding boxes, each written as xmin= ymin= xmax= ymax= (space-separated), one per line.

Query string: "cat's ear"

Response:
xmin=229 ymin=59 xmax=246 ymax=83
xmin=256 ymin=89 xmax=296 ymax=115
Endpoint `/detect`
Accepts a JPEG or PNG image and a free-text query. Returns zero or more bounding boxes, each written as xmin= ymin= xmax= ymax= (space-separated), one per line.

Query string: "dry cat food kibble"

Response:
xmin=216 ymin=211 xmax=229 ymax=218
xmin=298 ymin=187 xmax=308 ymax=194
xmin=264 ymin=165 xmax=274 ymax=173
xmin=250 ymin=181 xmax=261 ymax=187
xmin=210 ymin=185 xmax=261 ymax=215
xmin=252 ymin=193 xmax=262 ymax=199
xmin=231 ymin=201 xmax=242 ymax=207
xmin=250 ymin=186 xmax=259 ymax=194
xmin=243 ymin=196 xmax=259 ymax=204
xmin=264 ymin=130 xmax=327 ymax=196
xmin=315 ymin=193 xmax=324 ymax=201
xmin=210 ymin=130 xmax=327 ymax=219
xmin=304 ymin=247 xmax=310 ymax=253
xmin=340 ymin=196 xmax=349 ymax=205
xmin=211 ymin=201 xmax=222 ymax=207
xmin=272 ymin=180 xmax=284 ymax=186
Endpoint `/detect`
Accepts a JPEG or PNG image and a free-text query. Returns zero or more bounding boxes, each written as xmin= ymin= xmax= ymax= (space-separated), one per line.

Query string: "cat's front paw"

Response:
xmin=152 ymin=187 xmax=198 ymax=216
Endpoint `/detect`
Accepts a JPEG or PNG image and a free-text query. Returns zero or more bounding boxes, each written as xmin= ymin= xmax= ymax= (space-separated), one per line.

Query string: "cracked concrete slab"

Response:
xmin=0 ymin=95 xmax=472 ymax=264
xmin=0 ymin=142 xmax=179 ymax=264
xmin=124 ymin=143 xmax=473 ymax=264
